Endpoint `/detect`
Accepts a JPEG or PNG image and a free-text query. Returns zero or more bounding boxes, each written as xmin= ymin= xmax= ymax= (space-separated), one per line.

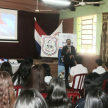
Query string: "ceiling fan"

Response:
xmin=26 ymin=0 xmax=52 ymax=12
xmin=72 ymin=0 xmax=105 ymax=6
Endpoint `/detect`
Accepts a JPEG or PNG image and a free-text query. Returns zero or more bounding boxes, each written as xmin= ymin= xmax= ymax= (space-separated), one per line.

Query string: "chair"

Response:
xmin=67 ymin=73 xmax=87 ymax=97
xmin=41 ymin=93 xmax=47 ymax=99
xmin=14 ymin=85 xmax=22 ymax=98
xmin=67 ymin=92 xmax=81 ymax=104
xmin=103 ymin=79 xmax=108 ymax=94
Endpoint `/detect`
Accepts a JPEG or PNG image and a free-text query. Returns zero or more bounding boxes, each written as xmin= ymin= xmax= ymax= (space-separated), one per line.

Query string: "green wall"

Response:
xmin=59 ymin=0 xmax=108 ymax=55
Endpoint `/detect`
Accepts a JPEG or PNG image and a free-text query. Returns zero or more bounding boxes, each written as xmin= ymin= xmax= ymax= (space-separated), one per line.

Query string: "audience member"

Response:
xmin=101 ymin=61 xmax=108 ymax=92
xmin=92 ymin=59 xmax=105 ymax=74
xmin=75 ymin=73 xmax=103 ymax=108
xmin=12 ymin=59 xmax=31 ymax=85
xmin=41 ymin=63 xmax=52 ymax=84
xmin=0 ymin=71 xmax=16 ymax=108
xmin=69 ymin=56 xmax=88 ymax=88
xmin=0 ymin=61 xmax=13 ymax=77
xmin=22 ymin=65 xmax=47 ymax=93
xmin=84 ymin=88 xmax=108 ymax=108
xmin=45 ymin=77 xmax=73 ymax=108
xmin=14 ymin=88 xmax=48 ymax=108
xmin=24 ymin=56 xmax=33 ymax=66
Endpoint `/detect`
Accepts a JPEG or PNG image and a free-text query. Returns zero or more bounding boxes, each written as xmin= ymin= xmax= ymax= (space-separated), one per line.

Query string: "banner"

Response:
xmin=41 ymin=36 xmax=58 ymax=57
xmin=58 ymin=33 xmax=77 ymax=78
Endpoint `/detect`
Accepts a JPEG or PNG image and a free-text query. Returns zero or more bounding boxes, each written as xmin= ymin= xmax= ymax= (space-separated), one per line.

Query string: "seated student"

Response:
xmin=69 ymin=56 xmax=88 ymax=88
xmin=45 ymin=77 xmax=73 ymax=108
xmin=92 ymin=59 xmax=105 ymax=74
xmin=0 ymin=71 xmax=16 ymax=108
xmin=84 ymin=88 xmax=108 ymax=108
xmin=24 ymin=56 xmax=33 ymax=66
xmin=22 ymin=65 xmax=47 ymax=93
xmin=12 ymin=59 xmax=31 ymax=85
xmin=0 ymin=61 xmax=13 ymax=77
xmin=14 ymin=89 xmax=48 ymax=108
xmin=75 ymin=73 xmax=103 ymax=108
xmin=41 ymin=63 xmax=52 ymax=84
xmin=101 ymin=61 xmax=108 ymax=92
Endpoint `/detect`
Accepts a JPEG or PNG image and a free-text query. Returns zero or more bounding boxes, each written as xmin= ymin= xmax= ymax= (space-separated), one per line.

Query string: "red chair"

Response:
xmin=103 ymin=79 xmax=108 ymax=94
xmin=41 ymin=93 xmax=47 ymax=99
xmin=67 ymin=92 xmax=81 ymax=104
xmin=14 ymin=85 xmax=22 ymax=98
xmin=67 ymin=73 xmax=87 ymax=97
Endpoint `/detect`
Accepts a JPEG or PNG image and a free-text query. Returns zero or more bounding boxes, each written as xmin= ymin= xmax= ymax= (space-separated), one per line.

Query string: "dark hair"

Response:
xmin=41 ymin=63 xmax=51 ymax=76
xmin=95 ymin=59 xmax=102 ymax=66
xmin=12 ymin=60 xmax=31 ymax=85
xmin=46 ymin=77 xmax=73 ymax=108
xmin=75 ymin=56 xmax=82 ymax=64
xmin=0 ymin=71 xmax=16 ymax=108
xmin=22 ymin=65 xmax=46 ymax=93
xmin=84 ymin=88 xmax=108 ymax=108
xmin=84 ymin=73 xmax=103 ymax=96
xmin=105 ymin=61 xmax=108 ymax=69
xmin=25 ymin=56 xmax=33 ymax=66
xmin=66 ymin=39 xmax=71 ymax=42
xmin=0 ymin=62 xmax=13 ymax=77
xmin=14 ymin=89 xmax=48 ymax=108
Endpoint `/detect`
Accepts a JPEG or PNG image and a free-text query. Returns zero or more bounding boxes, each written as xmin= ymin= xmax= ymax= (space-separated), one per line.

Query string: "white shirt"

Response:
xmin=69 ymin=64 xmax=88 ymax=89
xmin=92 ymin=66 xmax=105 ymax=74
xmin=44 ymin=76 xmax=52 ymax=84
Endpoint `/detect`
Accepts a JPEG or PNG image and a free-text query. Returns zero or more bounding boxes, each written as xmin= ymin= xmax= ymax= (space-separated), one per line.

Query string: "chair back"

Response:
xmin=103 ymin=79 xmax=108 ymax=94
xmin=41 ymin=93 xmax=47 ymax=99
xmin=72 ymin=73 xmax=87 ymax=90
xmin=14 ymin=85 xmax=22 ymax=98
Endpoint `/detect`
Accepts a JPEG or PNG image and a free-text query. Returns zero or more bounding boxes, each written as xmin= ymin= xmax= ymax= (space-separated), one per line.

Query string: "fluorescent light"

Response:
xmin=42 ymin=0 xmax=71 ymax=5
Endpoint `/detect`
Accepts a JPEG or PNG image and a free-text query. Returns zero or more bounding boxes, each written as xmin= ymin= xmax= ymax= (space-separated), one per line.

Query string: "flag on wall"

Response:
xmin=51 ymin=21 xmax=63 ymax=36
xmin=34 ymin=21 xmax=47 ymax=54
xmin=34 ymin=19 xmax=63 ymax=54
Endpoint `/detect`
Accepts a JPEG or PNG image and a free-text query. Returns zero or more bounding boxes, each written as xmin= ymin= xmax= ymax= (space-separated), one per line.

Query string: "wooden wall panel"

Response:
xmin=59 ymin=18 xmax=74 ymax=33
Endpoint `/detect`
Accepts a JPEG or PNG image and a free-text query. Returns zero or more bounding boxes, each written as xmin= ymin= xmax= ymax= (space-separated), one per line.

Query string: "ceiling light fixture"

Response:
xmin=42 ymin=0 xmax=71 ymax=5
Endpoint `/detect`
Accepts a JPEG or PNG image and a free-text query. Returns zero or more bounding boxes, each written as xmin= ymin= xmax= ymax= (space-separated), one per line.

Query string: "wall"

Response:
xmin=0 ymin=11 xmax=59 ymax=59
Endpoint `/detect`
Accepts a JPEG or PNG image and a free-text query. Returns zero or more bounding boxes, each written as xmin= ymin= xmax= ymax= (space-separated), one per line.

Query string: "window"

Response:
xmin=77 ymin=15 xmax=97 ymax=53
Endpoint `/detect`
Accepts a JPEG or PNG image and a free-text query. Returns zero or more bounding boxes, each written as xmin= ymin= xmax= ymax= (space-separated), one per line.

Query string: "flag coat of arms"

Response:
xmin=34 ymin=19 xmax=62 ymax=55
xmin=41 ymin=36 xmax=58 ymax=57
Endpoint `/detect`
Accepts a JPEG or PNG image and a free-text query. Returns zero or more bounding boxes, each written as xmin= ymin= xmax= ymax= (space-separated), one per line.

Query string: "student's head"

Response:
xmin=25 ymin=56 xmax=33 ymax=66
xmin=95 ymin=59 xmax=102 ymax=67
xmin=105 ymin=61 xmax=108 ymax=71
xmin=0 ymin=71 xmax=16 ymax=108
xmin=0 ymin=62 xmax=13 ymax=77
xmin=41 ymin=63 xmax=51 ymax=76
xmin=84 ymin=73 xmax=103 ymax=96
xmin=66 ymin=39 xmax=71 ymax=46
xmin=14 ymin=89 xmax=48 ymax=108
xmin=75 ymin=56 xmax=82 ymax=64
xmin=46 ymin=77 xmax=73 ymax=108
xmin=12 ymin=59 xmax=32 ymax=85
xmin=84 ymin=88 xmax=108 ymax=108
xmin=23 ymin=65 xmax=46 ymax=93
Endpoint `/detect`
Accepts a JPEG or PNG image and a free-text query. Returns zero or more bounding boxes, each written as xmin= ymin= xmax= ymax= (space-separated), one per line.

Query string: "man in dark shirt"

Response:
xmin=75 ymin=73 xmax=103 ymax=108
xmin=61 ymin=39 xmax=76 ymax=85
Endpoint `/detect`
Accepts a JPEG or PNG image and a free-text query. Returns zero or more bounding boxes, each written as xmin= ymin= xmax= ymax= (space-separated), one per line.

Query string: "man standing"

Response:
xmin=61 ymin=39 xmax=76 ymax=84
